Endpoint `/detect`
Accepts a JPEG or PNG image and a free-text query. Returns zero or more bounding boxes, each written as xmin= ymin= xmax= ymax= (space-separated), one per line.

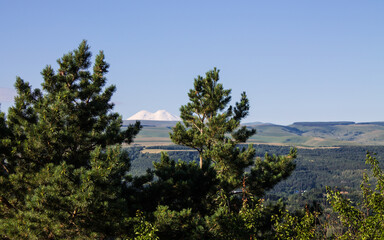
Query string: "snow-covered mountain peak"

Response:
xmin=127 ymin=110 xmax=180 ymax=121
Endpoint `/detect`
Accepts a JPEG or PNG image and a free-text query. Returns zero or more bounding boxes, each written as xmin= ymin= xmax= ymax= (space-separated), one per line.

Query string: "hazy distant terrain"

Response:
xmin=123 ymin=120 xmax=384 ymax=147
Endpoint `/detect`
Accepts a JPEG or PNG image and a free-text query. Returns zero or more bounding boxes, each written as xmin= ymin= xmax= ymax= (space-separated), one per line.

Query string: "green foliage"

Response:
xmin=201 ymin=192 xmax=286 ymax=240
xmin=273 ymin=210 xmax=320 ymax=240
xmin=0 ymin=52 xmax=301 ymax=238
xmin=153 ymin=205 xmax=205 ymax=239
xmin=152 ymin=193 xmax=283 ymax=240
xmin=170 ymin=68 xmax=256 ymax=171
xmin=170 ymin=68 xmax=295 ymax=197
xmin=272 ymin=152 xmax=384 ymax=239
xmin=161 ymin=68 xmax=297 ymax=239
xmin=248 ymin=148 xmax=297 ymax=198
xmin=138 ymin=152 xmax=218 ymax=214
xmin=0 ymin=41 xmax=141 ymax=239
xmin=130 ymin=211 xmax=159 ymax=240
xmin=325 ymin=152 xmax=384 ymax=239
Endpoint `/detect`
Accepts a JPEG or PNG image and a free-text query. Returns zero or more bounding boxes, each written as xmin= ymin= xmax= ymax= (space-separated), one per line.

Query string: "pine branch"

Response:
xmin=0 ymin=196 xmax=17 ymax=210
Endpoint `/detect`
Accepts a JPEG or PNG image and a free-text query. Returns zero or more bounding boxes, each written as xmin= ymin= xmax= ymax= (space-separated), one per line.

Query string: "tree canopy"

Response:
xmin=170 ymin=68 xmax=296 ymax=197
xmin=0 ymin=41 xmax=141 ymax=239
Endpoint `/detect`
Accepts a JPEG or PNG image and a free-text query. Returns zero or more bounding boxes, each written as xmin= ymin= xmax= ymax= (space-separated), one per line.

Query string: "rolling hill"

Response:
xmin=122 ymin=120 xmax=384 ymax=147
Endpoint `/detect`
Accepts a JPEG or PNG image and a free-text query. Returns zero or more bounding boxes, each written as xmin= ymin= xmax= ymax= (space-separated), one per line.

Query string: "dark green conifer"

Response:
xmin=170 ymin=68 xmax=296 ymax=196
xmin=0 ymin=41 xmax=141 ymax=239
xmin=160 ymin=68 xmax=297 ymax=239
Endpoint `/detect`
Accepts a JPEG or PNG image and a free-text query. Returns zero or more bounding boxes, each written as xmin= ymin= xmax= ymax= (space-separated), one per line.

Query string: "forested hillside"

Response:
xmin=126 ymin=144 xmax=384 ymax=208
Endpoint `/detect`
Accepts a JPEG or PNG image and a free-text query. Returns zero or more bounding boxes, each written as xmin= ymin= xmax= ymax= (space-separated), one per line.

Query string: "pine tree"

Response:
xmin=170 ymin=68 xmax=296 ymax=196
xmin=0 ymin=41 xmax=141 ymax=239
xmin=162 ymin=68 xmax=297 ymax=239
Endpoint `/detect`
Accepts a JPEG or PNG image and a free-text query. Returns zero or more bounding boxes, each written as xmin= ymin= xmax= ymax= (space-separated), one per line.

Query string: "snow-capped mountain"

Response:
xmin=127 ymin=110 xmax=181 ymax=121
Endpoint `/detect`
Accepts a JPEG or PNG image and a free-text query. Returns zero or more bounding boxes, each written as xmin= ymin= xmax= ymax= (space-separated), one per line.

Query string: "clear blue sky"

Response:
xmin=1 ymin=1 xmax=383 ymax=125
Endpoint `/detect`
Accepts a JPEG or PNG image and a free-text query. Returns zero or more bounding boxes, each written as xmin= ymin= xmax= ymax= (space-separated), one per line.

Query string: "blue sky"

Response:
xmin=1 ymin=1 xmax=383 ymax=125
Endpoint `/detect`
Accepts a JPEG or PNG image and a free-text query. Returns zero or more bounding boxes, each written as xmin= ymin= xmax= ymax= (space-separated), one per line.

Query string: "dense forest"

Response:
xmin=1 ymin=42 xmax=383 ymax=239
xmin=127 ymin=145 xmax=384 ymax=210
xmin=128 ymin=145 xmax=384 ymax=190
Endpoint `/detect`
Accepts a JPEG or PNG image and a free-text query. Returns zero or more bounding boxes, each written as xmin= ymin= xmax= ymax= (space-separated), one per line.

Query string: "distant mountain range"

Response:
xmin=122 ymin=118 xmax=384 ymax=147
xmin=246 ymin=121 xmax=384 ymax=146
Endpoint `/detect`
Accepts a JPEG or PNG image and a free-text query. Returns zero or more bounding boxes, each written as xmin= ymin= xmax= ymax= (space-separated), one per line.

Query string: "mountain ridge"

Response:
xmin=122 ymin=120 xmax=384 ymax=147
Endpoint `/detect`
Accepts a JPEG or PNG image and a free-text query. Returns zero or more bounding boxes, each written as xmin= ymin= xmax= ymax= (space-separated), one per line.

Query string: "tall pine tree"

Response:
xmin=170 ymin=68 xmax=296 ymax=196
xmin=157 ymin=68 xmax=297 ymax=239
xmin=0 ymin=41 xmax=141 ymax=239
